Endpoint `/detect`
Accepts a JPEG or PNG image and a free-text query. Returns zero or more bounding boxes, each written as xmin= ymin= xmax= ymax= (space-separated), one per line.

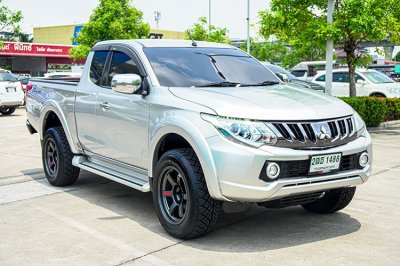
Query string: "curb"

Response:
xmin=367 ymin=120 xmax=400 ymax=131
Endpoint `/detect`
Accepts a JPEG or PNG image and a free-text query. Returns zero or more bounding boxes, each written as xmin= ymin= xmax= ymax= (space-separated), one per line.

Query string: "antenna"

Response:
xmin=186 ymin=31 xmax=198 ymax=47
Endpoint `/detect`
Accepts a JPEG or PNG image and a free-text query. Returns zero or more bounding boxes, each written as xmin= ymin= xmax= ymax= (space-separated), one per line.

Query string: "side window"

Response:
xmin=355 ymin=74 xmax=364 ymax=81
xmin=332 ymin=72 xmax=346 ymax=83
xmin=106 ymin=51 xmax=140 ymax=86
xmin=316 ymin=75 xmax=325 ymax=82
xmin=90 ymin=51 xmax=109 ymax=86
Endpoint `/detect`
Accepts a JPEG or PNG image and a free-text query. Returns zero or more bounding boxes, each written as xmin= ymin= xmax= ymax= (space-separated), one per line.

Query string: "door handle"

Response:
xmin=99 ymin=102 xmax=111 ymax=110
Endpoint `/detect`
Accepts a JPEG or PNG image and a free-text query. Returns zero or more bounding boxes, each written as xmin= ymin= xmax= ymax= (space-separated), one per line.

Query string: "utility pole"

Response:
xmin=247 ymin=0 xmax=250 ymax=54
xmin=209 ymin=0 xmax=212 ymax=33
xmin=154 ymin=11 xmax=161 ymax=30
xmin=325 ymin=0 xmax=334 ymax=95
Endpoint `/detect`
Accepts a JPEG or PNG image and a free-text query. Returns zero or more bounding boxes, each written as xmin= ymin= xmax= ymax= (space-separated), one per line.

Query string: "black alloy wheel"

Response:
xmin=159 ymin=165 xmax=190 ymax=224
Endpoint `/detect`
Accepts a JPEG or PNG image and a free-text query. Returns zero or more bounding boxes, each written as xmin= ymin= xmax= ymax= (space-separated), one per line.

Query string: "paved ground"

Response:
xmin=0 ymin=108 xmax=399 ymax=265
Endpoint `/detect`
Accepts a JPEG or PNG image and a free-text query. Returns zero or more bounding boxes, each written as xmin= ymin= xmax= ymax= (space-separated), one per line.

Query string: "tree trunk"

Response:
xmin=346 ymin=51 xmax=357 ymax=97
xmin=348 ymin=62 xmax=357 ymax=97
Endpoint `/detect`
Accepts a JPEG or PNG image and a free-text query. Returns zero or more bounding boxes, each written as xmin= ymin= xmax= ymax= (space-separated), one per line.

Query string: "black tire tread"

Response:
xmin=154 ymin=148 xmax=220 ymax=239
xmin=43 ymin=126 xmax=79 ymax=186
xmin=0 ymin=107 xmax=16 ymax=115
xmin=302 ymin=187 xmax=356 ymax=214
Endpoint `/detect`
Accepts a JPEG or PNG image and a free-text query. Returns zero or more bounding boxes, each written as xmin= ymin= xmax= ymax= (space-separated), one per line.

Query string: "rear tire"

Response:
xmin=302 ymin=187 xmax=356 ymax=214
xmin=0 ymin=107 xmax=16 ymax=115
xmin=42 ymin=127 xmax=80 ymax=186
xmin=152 ymin=148 xmax=220 ymax=239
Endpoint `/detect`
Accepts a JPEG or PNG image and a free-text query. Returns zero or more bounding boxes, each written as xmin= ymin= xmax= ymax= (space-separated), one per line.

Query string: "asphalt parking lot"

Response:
xmin=0 ymin=108 xmax=399 ymax=265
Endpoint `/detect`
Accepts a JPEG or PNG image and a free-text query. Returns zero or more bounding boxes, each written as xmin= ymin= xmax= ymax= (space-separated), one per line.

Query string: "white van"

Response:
xmin=291 ymin=61 xmax=339 ymax=81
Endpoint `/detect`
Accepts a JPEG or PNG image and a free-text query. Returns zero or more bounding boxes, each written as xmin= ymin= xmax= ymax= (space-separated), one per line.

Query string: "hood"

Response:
xmin=169 ymin=84 xmax=354 ymax=121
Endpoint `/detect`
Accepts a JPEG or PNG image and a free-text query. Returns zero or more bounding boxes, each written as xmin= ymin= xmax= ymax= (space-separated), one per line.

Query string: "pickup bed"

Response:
xmin=26 ymin=39 xmax=372 ymax=239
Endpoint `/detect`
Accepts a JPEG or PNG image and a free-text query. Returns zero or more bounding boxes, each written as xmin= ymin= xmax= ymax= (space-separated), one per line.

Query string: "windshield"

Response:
xmin=144 ymin=47 xmax=280 ymax=87
xmin=0 ymin=72 xmax=17 ymax=82
xmin=265 ymin=64 xmax=296 ymax=80
xmin=362 ymin=71 xmax=395 ymax=84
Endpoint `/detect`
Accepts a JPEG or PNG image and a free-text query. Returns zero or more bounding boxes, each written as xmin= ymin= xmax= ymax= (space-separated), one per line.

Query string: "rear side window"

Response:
xmin=106 ymin=51 xmax=140 ymax=86
xmin=333 ymin=72 xmax=348 ymax=83
xmin=316 ymin=75 xmax=325 ymax=82
xmin=90 ymin=51 xmax=108 ymax=86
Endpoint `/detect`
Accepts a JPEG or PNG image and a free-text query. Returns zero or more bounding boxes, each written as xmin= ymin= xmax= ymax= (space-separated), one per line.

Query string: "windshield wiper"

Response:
xmin=194 ymin=81 xmax=241 ymax=87
xmin=241 ymin=81 xmax=281 ymax=87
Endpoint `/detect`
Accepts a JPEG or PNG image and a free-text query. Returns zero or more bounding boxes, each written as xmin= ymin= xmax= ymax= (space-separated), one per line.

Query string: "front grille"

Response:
xmin=267 ymin=116 xmax=357 ymax=149
xmin=260 ymin=153 xmax=361 ymax=181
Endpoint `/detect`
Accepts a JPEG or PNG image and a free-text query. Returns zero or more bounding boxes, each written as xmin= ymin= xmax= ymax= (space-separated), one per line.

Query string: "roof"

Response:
xmin=95 ymin=39 xmax=235 ymax=49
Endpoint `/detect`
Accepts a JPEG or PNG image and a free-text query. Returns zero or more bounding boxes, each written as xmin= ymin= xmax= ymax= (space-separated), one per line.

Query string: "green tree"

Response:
xmin=186 ymin=17 xmax=229 ymax=44
xmin=240 ymin=38 xmax=325 ymax=68
xmin=395 ymin=51 xmax=400 ymax=62
xmin=259 ymin=0 xmax=400 ymax=97
xmin=0 ymin=0 xmax=23 ymax=44
xmin=70 ymin=0 xmax=150 ymax=60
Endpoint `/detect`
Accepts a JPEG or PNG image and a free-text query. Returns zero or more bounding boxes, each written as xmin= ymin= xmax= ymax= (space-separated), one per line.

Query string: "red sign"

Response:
xmin=0 ymin=42 xmax=72 ymax=58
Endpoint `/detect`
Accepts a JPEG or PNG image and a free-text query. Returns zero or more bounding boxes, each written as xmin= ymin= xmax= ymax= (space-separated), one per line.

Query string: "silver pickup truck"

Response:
xmin=26 ymin=40 xmax=372 ymax=239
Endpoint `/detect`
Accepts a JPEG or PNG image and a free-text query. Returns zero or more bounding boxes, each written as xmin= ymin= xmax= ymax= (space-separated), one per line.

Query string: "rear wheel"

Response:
xmin=153 ymin=148 xmax=220 ymax=239
xmin=0 ymin=107 xmax=16 ymax=115
xmin=302 ymin=187 xmax=356 ymax=214
xmin=42 ymin=127 xmax=80 ymax=186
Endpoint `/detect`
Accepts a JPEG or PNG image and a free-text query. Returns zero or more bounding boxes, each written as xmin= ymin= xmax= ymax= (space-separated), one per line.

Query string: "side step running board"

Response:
xmin=72 ymin=155 xmax=151 ymax=192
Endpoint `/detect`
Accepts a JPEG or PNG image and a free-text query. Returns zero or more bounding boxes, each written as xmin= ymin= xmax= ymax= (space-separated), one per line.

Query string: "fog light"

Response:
xmin=266 ymin=162 xmax=280 ymax=179
xmin=359 ymin=152 xmax=369 ymax=168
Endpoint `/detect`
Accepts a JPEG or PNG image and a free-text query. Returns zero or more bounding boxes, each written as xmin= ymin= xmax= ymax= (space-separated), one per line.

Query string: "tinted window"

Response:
xmin=0 ymin=72 xmax=17 ymax=82
xmin=90 ymin=51 xmax=108 ymax=86
xmin=316 ymin=75 xmax=325 ymax=82
xmin=107 ymin=51 xmax=140 ymax=86
xmin=144 ymin=48 xmax=280 ymax=87
xmin=332 ymin=72 xmax=348 ymax=83
xmin=291 ymin=70 xmax=307 ymax=77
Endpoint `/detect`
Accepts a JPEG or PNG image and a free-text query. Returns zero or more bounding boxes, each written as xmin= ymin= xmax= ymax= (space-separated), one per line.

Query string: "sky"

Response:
xmin=4 ymin=0 xmax=270 ymax=39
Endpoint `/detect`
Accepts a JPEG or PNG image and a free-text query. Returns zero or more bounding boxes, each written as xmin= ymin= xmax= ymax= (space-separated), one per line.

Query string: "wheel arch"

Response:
xmin=39 ymin=103 xmax=80 ymax=154
xmin=369 ymin=92 xmax=387 ymax=98
xmin=149 ymin=118 xmax=225 ymax=201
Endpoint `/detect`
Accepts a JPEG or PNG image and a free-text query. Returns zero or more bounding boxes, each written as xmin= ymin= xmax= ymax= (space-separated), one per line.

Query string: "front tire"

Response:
xmin=152 ymin=148 xmax=220 ymax=239
xmin=302 ymin=187 xmax=356 ymax=214
xmin=0 ymin=107 xmax=16 ymax=115
xmin=42 ymin=127 xmax=80 ymax=186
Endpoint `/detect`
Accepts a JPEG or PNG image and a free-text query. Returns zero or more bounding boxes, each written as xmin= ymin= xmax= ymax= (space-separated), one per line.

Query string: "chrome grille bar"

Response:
xmin=266 ymin=116 xmax=357 ymax=149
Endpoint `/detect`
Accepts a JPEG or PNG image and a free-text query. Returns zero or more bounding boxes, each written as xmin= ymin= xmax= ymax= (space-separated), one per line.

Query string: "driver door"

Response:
xmin=94 ymin=46 xmax=150 ymax=169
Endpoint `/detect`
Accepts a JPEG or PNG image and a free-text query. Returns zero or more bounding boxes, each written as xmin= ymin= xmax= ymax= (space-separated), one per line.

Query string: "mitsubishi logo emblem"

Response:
xmin=318 ymin=125 xmax=331 ymax=140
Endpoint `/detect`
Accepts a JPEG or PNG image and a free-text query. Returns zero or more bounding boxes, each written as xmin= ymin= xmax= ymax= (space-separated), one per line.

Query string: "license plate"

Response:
xmin=6 ymin=87 xmax=16 ymax=93
xmin=309 ymin=153 xmax=342 ymax=174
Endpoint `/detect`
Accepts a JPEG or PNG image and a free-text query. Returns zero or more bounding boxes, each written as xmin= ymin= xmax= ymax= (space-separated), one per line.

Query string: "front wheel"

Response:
xmin=302 ymin=187 xmax=356 ymax=214
xmin=152 ymin=148 xmax=220 ymax=239
xmin=0 ymin=107 xmax=16 ymax=115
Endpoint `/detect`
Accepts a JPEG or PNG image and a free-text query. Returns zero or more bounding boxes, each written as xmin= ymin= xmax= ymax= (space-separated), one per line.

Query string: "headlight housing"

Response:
xmin=201 ymin=114 xmax=277 ymax=147
xmin=354 ymin=112 xmax=366 ymax=137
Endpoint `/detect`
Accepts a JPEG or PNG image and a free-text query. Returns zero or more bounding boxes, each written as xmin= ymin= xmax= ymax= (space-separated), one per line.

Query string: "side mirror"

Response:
xmin=356 ymin=79 xmax=367 ymax=85
xmin=111 ymin=74 xmax=142 ymax=94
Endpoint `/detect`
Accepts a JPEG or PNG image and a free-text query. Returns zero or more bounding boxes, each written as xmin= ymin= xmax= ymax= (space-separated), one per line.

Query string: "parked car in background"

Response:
xmin=312 ymin=69 xmax=400 ymax=97
xmin=19 ymin=78 xmax=30 ymax=93
xmin=264 ymin=63 xmax=325 ymax=93
xmin=0 ymin=71 xmax=24 ymax=115
xmin=27 ymin=39 xmax=372 ymax=239
xmin=291 ymin=61 xmax=339 ymax=81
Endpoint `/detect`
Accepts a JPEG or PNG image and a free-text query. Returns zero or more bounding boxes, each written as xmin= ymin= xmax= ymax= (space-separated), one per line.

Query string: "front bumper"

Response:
xmin=206 ymin=131 xmax=372 ymax=202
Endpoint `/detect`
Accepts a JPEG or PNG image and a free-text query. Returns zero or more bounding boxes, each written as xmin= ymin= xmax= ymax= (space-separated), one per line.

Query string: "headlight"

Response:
xmin=201 ymin=114 xmax=277 ymax=147
xmin=354 ymin=112 xmax=366 ymax=137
